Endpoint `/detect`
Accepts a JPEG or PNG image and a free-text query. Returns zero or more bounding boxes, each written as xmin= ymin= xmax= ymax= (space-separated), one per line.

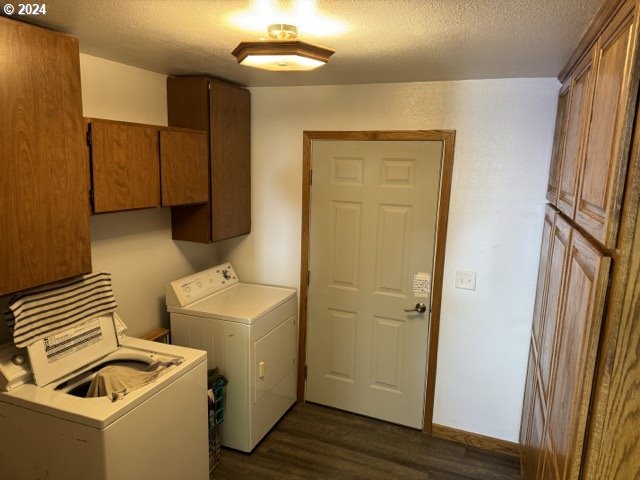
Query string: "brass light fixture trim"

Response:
xmin=231 ymin=23 xmax=335 ymax=71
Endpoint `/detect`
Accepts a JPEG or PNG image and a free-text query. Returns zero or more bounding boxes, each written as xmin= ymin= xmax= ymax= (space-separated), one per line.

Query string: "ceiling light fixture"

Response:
xmin=231 ymin=23 xmax=334 ymax=72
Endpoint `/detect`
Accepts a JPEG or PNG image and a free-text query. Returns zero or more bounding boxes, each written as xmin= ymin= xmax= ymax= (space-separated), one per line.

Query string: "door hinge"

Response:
xmin=304 ymin=365 xmax=308 ymax=380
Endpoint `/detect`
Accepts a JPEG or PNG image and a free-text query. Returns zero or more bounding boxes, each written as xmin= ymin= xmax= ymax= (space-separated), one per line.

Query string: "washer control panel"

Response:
xmin=166 ymin=262 xmax=239 ymax=307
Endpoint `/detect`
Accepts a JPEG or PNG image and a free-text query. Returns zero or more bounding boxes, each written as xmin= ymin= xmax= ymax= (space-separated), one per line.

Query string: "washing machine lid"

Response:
xmin=27 ymin=315 xmax=119 ymax=387
xmin=0 ymin=338 xmax=206 ymax=430
xmin=169 ymin=283 xmax=296 ymax=324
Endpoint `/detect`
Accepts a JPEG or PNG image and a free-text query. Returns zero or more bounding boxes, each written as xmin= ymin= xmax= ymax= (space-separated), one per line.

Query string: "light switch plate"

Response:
xmin=455 ymin=270 xmax=476 ymax=290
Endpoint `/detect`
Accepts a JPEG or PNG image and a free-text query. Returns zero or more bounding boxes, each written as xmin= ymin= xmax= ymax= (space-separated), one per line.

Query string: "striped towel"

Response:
xmin=5 ymin=272 xmax=118 ymax=348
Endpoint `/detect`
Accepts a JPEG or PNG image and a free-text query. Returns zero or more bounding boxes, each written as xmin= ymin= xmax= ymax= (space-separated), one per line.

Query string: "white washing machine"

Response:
xmin=166 ymin=262 xmax=297 ymax=452
xmin=0 ymin=309 xmax=208 ymax=479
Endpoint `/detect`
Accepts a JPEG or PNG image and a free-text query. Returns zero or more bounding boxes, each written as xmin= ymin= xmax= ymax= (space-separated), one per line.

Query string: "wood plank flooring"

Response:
xmin=212 ymin=403 xmax=521 ymax=479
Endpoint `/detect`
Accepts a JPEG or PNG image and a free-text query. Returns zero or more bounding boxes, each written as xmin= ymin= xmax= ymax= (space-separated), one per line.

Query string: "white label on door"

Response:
xmin=413 ymin=272 xmax=431 ymax=298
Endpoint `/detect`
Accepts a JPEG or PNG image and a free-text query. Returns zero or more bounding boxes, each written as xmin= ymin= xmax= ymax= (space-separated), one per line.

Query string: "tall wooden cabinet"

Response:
xmin=520 ymin=0 xmax=640 ymax=478
xmin=0 ymin=17 xmax=91 ymax=295
xmin=167 ymin=77 xmax=251 ymax=243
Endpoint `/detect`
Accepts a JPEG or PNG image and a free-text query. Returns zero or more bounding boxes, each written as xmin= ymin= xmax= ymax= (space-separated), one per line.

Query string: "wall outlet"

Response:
xmin=455 ymin=270 xmax=477 ymax=290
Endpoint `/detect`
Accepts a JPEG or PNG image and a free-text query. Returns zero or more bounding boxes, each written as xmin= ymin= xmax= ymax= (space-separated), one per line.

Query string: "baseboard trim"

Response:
xmin=431 ymin=424 xmax=521 ymax=458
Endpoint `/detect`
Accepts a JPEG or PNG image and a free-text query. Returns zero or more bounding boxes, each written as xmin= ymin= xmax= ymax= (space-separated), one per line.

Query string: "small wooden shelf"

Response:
xmin=141 ymin=327 xmax=171 ymax=344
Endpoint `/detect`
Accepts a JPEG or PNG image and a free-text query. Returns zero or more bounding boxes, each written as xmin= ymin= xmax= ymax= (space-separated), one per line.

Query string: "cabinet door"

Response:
xmin=523 ymin=379 xmax=546 ymax=480
xmin=575 ymin=3 xmax=637 ymax=248
xmin=546 ymin=228 xmax=611 ymax=480
xmin=538 ymin=214 xmax=572 ymax=405
xmin=160 ymin=129 xmax=208 ymax=206
xmin=0 ymin=17 xmax=90 ymax=295
xmin=540 ymin=434 xmax=561 ymax=480
xmin=210 ymin=80 xmax=251 ymax=242
xmin=531 ymin=205 xmax=557 ymax=348
xmin=90 ymin=119 xmax=160 ymax=213
xmin=547 ymin=86 xmax=571 ymax=205
xmin=520 ymin=343 xmax=537 ymax=447
xmin=557 ymin=51 xmax=596 ymax=218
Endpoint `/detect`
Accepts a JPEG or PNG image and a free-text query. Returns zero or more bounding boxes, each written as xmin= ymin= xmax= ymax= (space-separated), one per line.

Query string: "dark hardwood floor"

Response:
xmin=212 ymin=403 xmax=521 ymax=479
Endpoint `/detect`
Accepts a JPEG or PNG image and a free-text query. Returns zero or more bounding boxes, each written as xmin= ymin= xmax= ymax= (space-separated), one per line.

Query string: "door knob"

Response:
xmin=404 ymin=302 xmax=427 ymax=314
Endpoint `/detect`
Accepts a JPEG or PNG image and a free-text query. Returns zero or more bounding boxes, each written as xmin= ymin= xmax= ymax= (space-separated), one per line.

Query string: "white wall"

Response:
xmin=80 ymin=54 xmax=217 ymax=337
xmin=216 ymin=78 xmax=559 ymax=441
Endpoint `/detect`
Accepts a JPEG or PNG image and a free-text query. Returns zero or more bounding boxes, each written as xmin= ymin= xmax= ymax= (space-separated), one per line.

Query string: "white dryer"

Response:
xmin=167 ymin=262 xmax=297 ymax=452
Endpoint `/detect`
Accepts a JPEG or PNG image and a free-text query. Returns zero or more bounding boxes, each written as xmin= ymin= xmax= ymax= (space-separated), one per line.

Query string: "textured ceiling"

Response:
xmin=19 ymin=0 xmax=604 ymax=87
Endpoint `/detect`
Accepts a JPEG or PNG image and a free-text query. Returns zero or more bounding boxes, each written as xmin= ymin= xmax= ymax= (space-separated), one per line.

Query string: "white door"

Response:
xmin=306 ymin=140 xmax=443 ymax=428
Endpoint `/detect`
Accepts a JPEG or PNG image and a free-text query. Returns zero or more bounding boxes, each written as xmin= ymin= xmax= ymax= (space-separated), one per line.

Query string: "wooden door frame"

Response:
xmin=298 ymin=130 xmax=456 ymax=434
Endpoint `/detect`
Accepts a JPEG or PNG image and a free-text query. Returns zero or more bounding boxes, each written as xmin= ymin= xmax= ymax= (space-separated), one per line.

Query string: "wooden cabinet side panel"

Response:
xmin=557 ymin=54 xmax=596 ymax=219
xmin=0 ymin=18 xmax=90 ymax=295
xmin=166 ymin=76 xmax=212 ymax=242
xmin=546 ymin=229 xmax=611 ymax=480
xmin=583 ymin=88 xmax=640 ymax=480
xmin=210 ymin=81 xmax=251 ymax=242
xmin=167 ymin=76 xmax=210 ymax=131
xmin=547 ymin=88 xmax=571 ymax=205
xmin=90 ymin=120 xmax=160 ymax=212
xmin=160 ymin=130 xmax=209 ymax=206
xmin=576 ymin=6 xmax=638 ymax=248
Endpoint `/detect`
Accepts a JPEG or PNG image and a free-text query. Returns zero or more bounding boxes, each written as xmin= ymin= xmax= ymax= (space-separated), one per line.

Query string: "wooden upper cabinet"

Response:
xmin=160 ymin=129 xmax=208 ymax=206
xmin=557 ymin=50 xmax=597 ymax=218
xmin=575 ymin=3 xmax=638 ymax=248
xmin=546 ymin=228 xmax=611 ymax=480
xmin=89 ymin=119 xmax=160 ymax=213
xmin=547 ymin=86 xmax=571 ymax=205
xmin=210 ymin=80 xmax=251 ymax=242
xmin=167 ymin=76 xmax=251 ymax=243
xmin=0 ymin=17 xmax=91 ymax=295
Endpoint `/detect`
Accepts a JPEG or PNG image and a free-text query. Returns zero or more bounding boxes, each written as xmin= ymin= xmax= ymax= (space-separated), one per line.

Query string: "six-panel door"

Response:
xmin=306 ymin=140 xmax=443 ymax=428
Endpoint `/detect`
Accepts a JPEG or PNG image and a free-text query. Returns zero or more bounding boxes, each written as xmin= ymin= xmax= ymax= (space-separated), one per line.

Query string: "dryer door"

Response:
xmin=253 ymin=315 xmax=295 ymax=404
